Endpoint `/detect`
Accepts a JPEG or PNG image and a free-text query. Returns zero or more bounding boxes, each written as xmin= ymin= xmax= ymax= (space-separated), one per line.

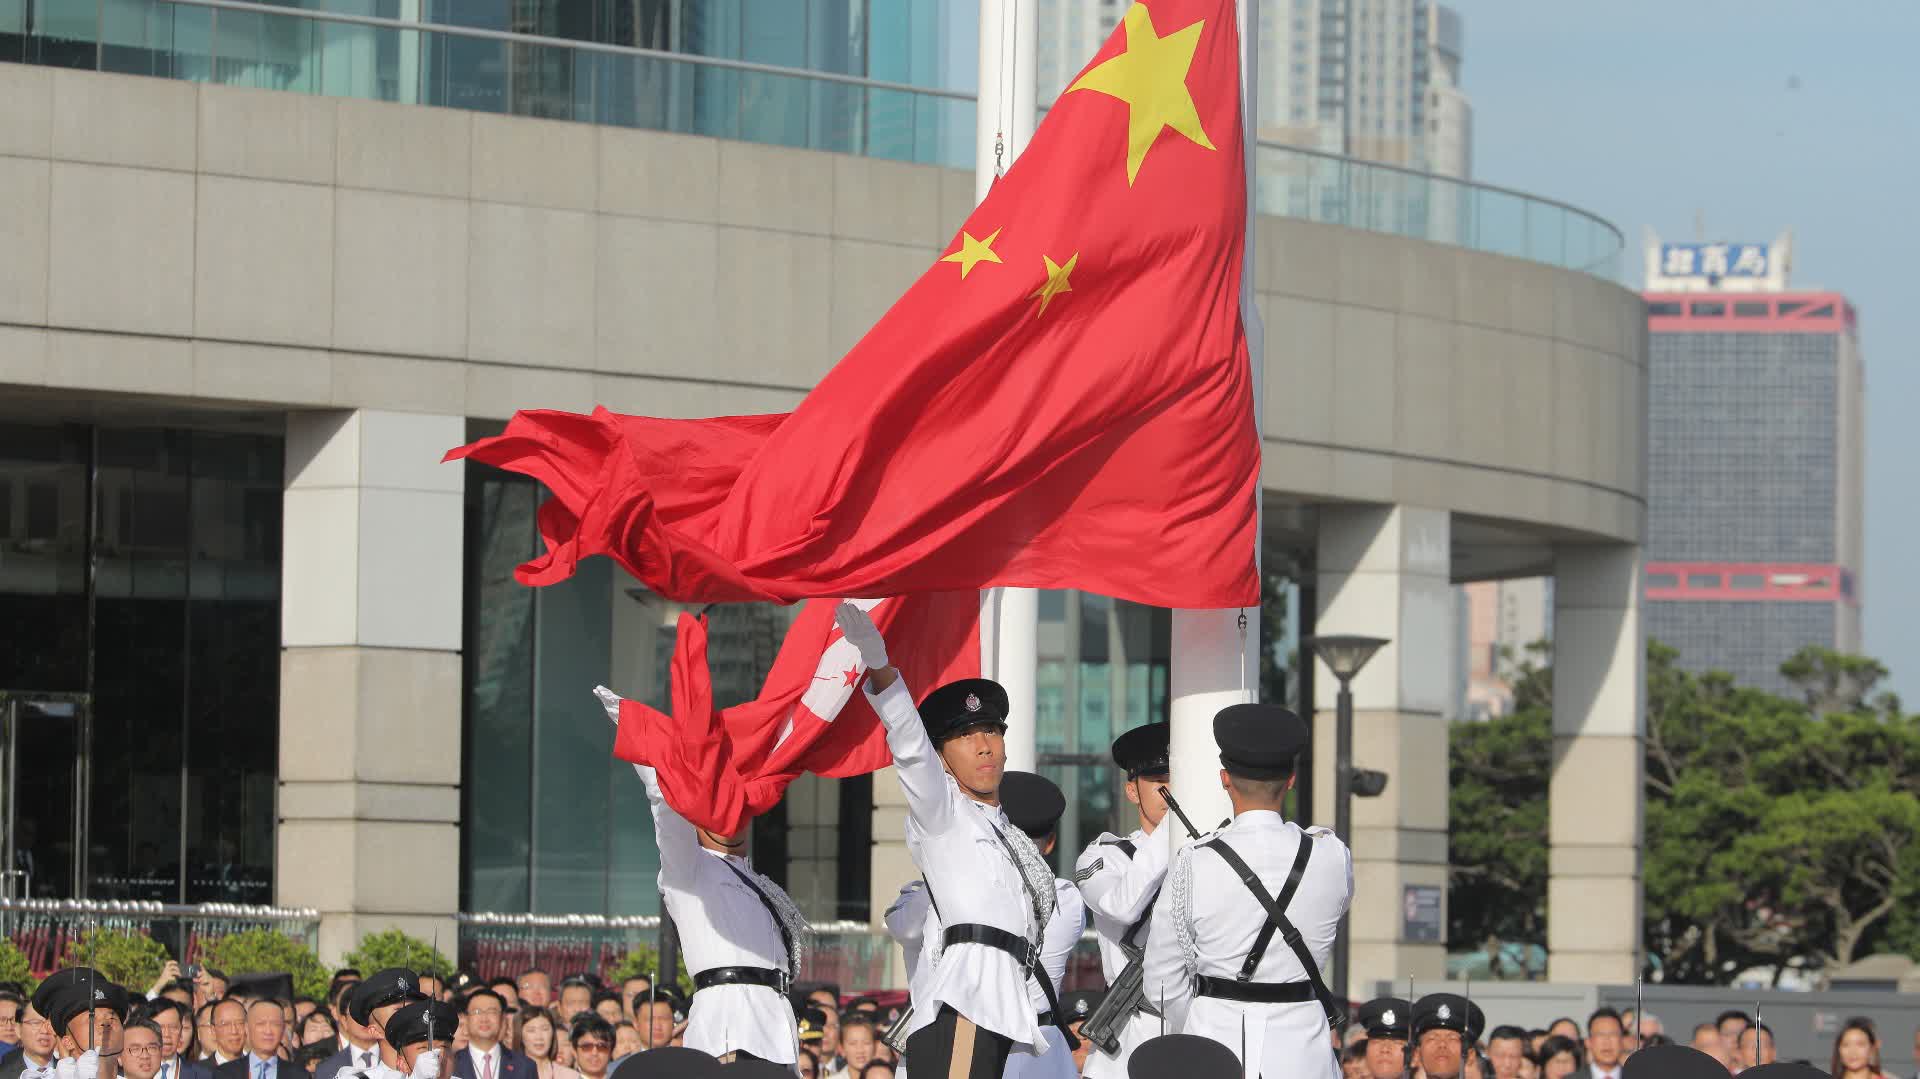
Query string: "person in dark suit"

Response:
xmin=452 ymin=991 xmax=534 ymax=1079
xmin=0 ymin=1003 xmax=58 ymax=1079
xmin=213 ymin=999 xmax=290 ymax=1079
xmin=316 ymin=983 xmax=383 ymax=1079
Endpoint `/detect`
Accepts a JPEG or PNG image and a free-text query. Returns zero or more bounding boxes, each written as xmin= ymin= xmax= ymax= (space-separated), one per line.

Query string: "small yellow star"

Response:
xmin=1030 ymin=252 xmax=1079 ymax=317
xmin=1067 ymin=2 xmax=1216 ymax=185
xmin=939 ymin=228 xmax=1004 ymax=279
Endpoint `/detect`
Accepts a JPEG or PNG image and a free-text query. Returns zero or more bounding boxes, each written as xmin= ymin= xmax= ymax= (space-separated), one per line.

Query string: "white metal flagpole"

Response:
xmin=1168 ymin=0 xmax=1264 ymax=829
xmin=975 ymin=0 xmax=1040 ymax=773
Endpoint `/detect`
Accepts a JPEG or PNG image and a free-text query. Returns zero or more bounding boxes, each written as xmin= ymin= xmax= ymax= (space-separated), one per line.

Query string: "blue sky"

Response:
xmin=1452 ymin=0 xmax=1920 ymax=700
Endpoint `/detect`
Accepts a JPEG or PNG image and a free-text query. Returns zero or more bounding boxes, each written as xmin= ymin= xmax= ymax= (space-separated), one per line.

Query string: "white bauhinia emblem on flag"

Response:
xmin=781 ymin=597 xmax=888 ymax=747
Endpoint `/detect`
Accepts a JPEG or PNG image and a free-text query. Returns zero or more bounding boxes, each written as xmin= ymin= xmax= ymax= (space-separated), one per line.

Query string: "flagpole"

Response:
xmin=1168 ymin=0 xmax=1264 ymax=830
xmin=976 ymin=0 xmax=1041 ymax=774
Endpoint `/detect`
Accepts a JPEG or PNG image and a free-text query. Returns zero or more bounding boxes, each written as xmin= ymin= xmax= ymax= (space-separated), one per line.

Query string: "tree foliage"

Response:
xmin=1449 ymin=640 xmax=1920 ymax=984
xmin=0 ymin=938 xmax=36 ymax=993
xmin=604 ymin=945 xmax=694 ymax=996
xmin=342 ymin=930 xmax=453 ymax=979
xmin=59 ymin=928 xmax=171 ymax=990
xmin=203 ymin=929 xmax=331 ymax=1000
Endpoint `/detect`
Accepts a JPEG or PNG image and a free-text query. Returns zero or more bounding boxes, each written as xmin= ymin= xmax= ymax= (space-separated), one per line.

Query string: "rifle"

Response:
xmin=1077 ymin=787 xmax=1202 ymax=1056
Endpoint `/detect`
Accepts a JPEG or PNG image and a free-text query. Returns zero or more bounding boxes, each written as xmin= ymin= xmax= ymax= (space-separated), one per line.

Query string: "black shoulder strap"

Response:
xmin=1112 ymin=838 xmax=1138 ymax=859
xmin=1201 ymin=833 xmax=1344 ymax=1031
xmin=1119 ymin=884 xmax=1161 ymax=950
xmin=717 ymin=859 xmax=794 ymax=973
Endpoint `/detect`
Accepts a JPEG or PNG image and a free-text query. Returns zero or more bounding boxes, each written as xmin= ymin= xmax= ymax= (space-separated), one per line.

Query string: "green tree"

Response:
xmin=0 ymin=938 xmax=36 ymax=993
xmin=59 ymin=928 xmax=171 ymax=990
xmin=604 ymin=945 xmax=693 ymax=996
xmin=1448 ymin=639 xmax=1920 ymax=985
xmin=203 ymin=930 xmax=331 ymax=1000
xmin=342 ymin=930 xmax=452 ymax=979
xmin=1446 ymin=673 xmax=1549 ymax=960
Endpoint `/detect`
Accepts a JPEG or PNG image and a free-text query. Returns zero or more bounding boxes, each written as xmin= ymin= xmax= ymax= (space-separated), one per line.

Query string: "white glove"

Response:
xmin=835 ymin=601 xmax=889 ymax=670
xmin=408 ymin=1049 xmax=443 ymax=1079
xmin=57 ymin=1051 xmax=98 ymax=1079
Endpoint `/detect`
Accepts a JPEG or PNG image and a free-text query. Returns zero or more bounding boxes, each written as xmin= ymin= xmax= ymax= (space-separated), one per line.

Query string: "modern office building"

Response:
xmin=0 ymin=1 xmax=1645 ymax=994
xmin=1642 ymin=234 xmax=1865 ymax=692
xmin=1456 ymin=577 xmax=1550 ymax=720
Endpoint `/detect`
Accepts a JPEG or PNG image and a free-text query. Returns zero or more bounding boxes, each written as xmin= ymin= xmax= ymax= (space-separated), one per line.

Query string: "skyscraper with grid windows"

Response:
xmin=1641 ymin=233 xmax=1866 ymax=692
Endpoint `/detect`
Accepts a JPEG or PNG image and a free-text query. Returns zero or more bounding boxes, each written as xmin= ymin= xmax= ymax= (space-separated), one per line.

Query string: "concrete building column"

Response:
xmin=1313 ymin=505 xmax=1452 ymax=999
xmin=276 ymin=410 xmax=465 ymax=962
xmin=1547 ymin=544 xmax=1644 ymax=982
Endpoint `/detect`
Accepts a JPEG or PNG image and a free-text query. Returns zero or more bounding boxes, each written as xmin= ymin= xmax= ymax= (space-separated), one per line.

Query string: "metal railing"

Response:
xmin=2 ymin=0 xmax=1623 ymax=279
xmin=0 ymin=897 xmax=320 ymax=979
xmin=457 ymin=910 xmax=1110 ymax=994
xmin=458 ymin=910 xmax=903 ymax=991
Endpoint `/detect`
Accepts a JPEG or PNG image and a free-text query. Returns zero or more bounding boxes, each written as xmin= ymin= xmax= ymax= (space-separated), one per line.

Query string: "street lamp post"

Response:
xmin=1303 ymin=633 xmax=1389 ymax=1004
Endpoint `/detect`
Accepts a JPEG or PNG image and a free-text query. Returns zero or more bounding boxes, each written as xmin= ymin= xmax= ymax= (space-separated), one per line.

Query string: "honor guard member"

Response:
xmin=1352 ymin=998 xmax=1412 ymax=1079
xmin=1000 ymin=771 xmax=1087 ymax=1079
xmin=378 ymin=1002 xmax=460 ymax=1079
xmin=34 ymin=968 xmax=130 ymax=1079
xmin=1140 ymin=705 xmax=1353 ymax=1079
xmin=337 ymin=970 xmax=429 ymax=1079
xmin=835 ymin=604 xmax=1072 ymax=1079
xmin=1410 ymin=995 xmax=1485 ymax=1079
xmin=594 ymin=688 xmax=807 ymax=1065
xmin=1073 ymin=724 xmax=1174 ymax=1079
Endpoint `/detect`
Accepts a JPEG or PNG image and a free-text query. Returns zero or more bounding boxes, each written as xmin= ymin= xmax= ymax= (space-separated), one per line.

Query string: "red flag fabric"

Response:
xmin=447 ymin=0 xmax=1257 ymax=610
xmin=610 ymin=592 xmax=980 ymax=836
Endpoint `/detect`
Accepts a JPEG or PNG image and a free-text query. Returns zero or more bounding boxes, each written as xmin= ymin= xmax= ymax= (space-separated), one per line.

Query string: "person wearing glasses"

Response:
xmin=565 ymin=1020 xmax=614 ymax=1079
xmin=0 ymin=1004 xmax=58 ymax=1079
xmin=123 ymin=1020 xmax=168 ymax=1079
xmin=0 ymin=989 xmax=23 ymax=1057
xmin=143 ymin=1001 xmax=211 ymax=1079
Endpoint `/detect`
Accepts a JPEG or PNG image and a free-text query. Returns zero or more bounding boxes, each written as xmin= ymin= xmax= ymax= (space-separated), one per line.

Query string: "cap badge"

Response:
xmin=965 ymin=693 xmax=982 ymax=713
xmin=398 ymin=977 xmax=410 ymax=991
xmin=1437 ymin=1004 xmax=1451 ymax=1021
xmin=1382 ymin=1009 xmax=1395 ymax=1026
xmin=94 ymin=989 xmax=106 ymax=1001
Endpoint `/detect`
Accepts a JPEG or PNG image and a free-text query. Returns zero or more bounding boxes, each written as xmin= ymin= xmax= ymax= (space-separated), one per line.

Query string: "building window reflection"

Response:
xmin=0 ymin=422 xmax=281 ymax=903
xmin=460 ymin=458 xmax=871 ymax=921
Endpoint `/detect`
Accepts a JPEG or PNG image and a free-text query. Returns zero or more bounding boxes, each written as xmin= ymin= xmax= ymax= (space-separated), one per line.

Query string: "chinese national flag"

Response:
xmin=447 ymin=0 xmax=1257 ymax=609
xmin=605 ymin=592 xmax=979 ymax=836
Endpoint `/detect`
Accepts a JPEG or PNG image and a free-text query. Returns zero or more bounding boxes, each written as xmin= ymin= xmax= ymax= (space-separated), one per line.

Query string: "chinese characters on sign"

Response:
xmin=1660 ymin=243 xmax=1770 ymax=280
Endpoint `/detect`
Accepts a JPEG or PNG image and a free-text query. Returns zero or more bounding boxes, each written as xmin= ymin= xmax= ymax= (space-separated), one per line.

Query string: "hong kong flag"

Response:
xmin=447 ymin=0 xmax=1259 ymax=610
xmin=601 ymin=592 xmax=979 ymax=836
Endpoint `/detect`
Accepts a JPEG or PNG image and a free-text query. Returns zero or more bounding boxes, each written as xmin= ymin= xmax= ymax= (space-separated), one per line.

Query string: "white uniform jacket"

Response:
xmin=1005 ymin=879 xmax=1086 ymax=1079
xmin=1074 ymin=828 xmax=1172 ymax=1079
xmin=638 ymin=761 xmax=802 ymax=1063
xmin=866 ymin=676 xmax=1051 ymax=1055
xmin=1140 ymin=811 xmax=1352 ymax=1079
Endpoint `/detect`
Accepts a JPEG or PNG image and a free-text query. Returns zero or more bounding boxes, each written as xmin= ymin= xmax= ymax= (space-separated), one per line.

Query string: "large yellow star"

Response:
xmin=1066 ymin=2 xmax=1216 ymax=185
xmin=940 ymin=228 xmax=1004 ymax=279
xmin=1030 ymin=252 xmax=1079 ymax=317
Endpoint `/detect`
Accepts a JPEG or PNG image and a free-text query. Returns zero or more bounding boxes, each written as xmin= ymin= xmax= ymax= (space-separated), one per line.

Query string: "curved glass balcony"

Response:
xmin=1 ymin=0 xmax=1622 ymax=279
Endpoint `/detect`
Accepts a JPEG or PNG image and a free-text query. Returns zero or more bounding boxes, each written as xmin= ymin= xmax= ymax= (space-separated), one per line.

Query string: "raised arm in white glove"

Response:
xmin=407 ymin=1049 xmax=442 ymax=1079
xmin=835 ymin=601 xmax=890 ymax=671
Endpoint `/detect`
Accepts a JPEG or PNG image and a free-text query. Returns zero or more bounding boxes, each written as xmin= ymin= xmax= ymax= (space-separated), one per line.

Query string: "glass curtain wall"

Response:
xmin=1031 ymin=547 xmax=1312 ymax=873
xmin=0 ymin=422 xmax=282 ymax=903
xmin=461 ymin=460 xmax=872 ymax=921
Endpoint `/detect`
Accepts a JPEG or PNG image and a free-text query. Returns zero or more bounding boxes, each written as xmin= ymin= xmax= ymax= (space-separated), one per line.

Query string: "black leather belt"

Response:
xmin=941 ymin=923 xmax=1034 ymax=966
xmin=693 ymin=966 xmax=789 ymax=993
xmin=1194 ymin=975 xmax=1316 ymax=1003
xmin=1038 ymin=1011 xmax=1054 ymax=1026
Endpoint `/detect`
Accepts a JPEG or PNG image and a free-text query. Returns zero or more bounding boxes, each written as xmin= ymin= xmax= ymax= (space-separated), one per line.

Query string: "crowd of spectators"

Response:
xmin=0 ymin=959 xmax=1913 ymax=1079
